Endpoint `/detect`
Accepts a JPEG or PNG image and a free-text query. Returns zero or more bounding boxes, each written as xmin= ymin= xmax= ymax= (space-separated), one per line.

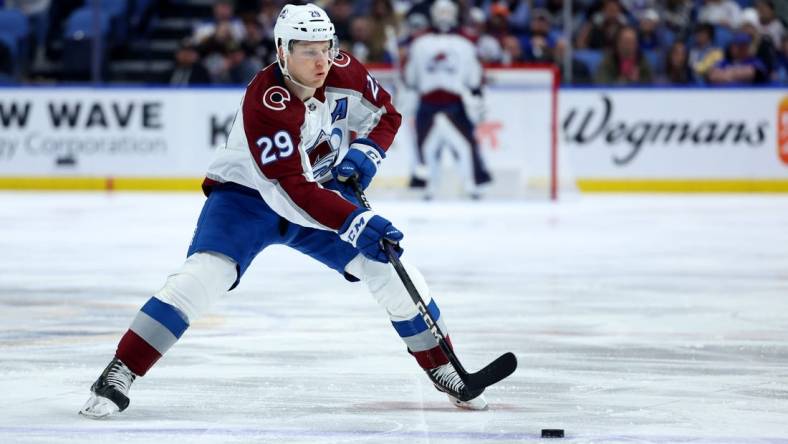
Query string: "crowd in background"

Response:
xmin=2 ymin=0 xmax=787 ymax=85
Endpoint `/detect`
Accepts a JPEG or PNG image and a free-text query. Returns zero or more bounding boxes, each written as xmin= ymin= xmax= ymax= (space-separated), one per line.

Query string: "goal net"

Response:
xmin=367 ymin=65 xmax=574 ymax=200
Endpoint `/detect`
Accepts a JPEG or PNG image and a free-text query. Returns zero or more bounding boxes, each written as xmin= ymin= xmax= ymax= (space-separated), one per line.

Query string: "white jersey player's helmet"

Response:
xmin=430 ymin=0 xmax=459 ymax=32
xmin=273 ymin=4 xmax=338 ymax=81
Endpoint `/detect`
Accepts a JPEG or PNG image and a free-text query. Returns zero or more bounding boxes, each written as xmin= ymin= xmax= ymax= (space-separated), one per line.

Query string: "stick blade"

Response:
xmin=466 ymin=352 xmax=517 ymax=391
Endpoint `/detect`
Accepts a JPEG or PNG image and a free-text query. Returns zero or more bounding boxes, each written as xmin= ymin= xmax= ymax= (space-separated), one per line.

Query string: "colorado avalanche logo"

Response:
xmin=333 ymin=51 xmax=351 ymax=68
xmin=263 ymin=86 xmax=291 ymax=111
xmin=427 ymin=51 xmax=457 ymax=74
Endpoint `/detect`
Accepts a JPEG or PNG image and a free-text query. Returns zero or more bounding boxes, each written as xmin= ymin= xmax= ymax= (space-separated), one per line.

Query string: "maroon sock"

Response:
xmin=410 ymin=336 xmax=453 ymax=369
xmin=115 ymin=330 xmax=162 ymax=376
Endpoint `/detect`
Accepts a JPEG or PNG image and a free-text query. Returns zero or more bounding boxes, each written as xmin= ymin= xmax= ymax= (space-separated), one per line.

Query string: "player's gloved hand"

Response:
xmin=333 ymin=139 xmax=385 ymax=190
xmin=324 ymin=179 xmax=360 ymax=205
xmin=339 ymin=209 xmax=404 ymax=263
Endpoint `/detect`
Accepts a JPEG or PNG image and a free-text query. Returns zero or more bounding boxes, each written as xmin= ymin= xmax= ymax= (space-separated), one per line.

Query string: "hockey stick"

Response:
xmin=350 ymin=180 xmax=517 ymax=391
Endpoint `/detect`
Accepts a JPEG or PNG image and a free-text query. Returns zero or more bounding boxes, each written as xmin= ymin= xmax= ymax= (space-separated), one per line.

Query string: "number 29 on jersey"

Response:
xmin=257 ymin=131 xmax=295 ymax=165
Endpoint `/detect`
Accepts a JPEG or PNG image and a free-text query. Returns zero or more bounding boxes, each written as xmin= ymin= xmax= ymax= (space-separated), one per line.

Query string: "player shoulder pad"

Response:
xmin=324 ymin=50 xmax=368 ymax=92
xmin=457 ymin=29 xmax=479 ymax=44
xmin=245 ymin=63 xmax=305 ymax=130
xmin=408 ymin=29 xmax=431 ymax=45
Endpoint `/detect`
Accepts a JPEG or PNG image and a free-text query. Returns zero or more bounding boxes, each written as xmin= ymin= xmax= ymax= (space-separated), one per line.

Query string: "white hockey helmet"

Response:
xmin=274 ymin=4 xmax=338 ymax=77
xmin=430 ymin=0 xmax=459 ymax=32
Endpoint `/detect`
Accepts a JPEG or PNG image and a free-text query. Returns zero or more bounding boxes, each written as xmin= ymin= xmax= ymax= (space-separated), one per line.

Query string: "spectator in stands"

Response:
xmin=240 ymin=18 xmax=275 ymax=67
xmin=257 ymin=0 xmax=278 ymax=42
xmin=0 ymin=38 xmax=13 ymax=82
xmin=487 ymin=3 xmax=515 ymax=45
xmin=637 ymin=8 xmax=663 ymax=50
xmin=42 ymin=0 xmax=81 ymax=56
xmin=367 ymin=0 xmax=400 ymax=63
xmin=501 ymin=34 xmax=526 ymax=64
xmin=776 ymin=35 xmax=788 ymax=82
xmin=554 ymin=36 xmax=593 ymax=84
xmin=659 ymin=0 xmax=694 ymax=39
xmin=167 ymin=39 xmax=211 ymax=86
xmin=481 ymin=0 xmax=530 ymax=35
xmin=755 ymin=0 xmax=784 ymax=45
xmin=576 ymin=0 xmax=630 ymax=50
xmin=595 ymin=25 xmax=653 ymax=84
xmin=523 ymin=33 xmax=551 ymax=62
xmin=619 ymin=0 xmax=658 ymax=21
xmin=199 ymin=21 xmax=239 ymax=83
xmin=467 ymin=6 xmax=504 ymax=63
xmin=349 ymin=16 xmax=373 ymax=62
xmin=688 ymin=23 xmax=724 ymax=83
xmin=522 ymin=9 xmax=555 ymax=63
xmin=543 ymin=0 xmax=570 ymax=29
xmin=708 ymin=32 xmax=769 ymax=84
xmin=740 ymin=7 xmax=779 ymax=77
xmin=661 ymin=41 xmax=693 ymax=84
xmin=698 ymin=0 xmax=742 ymax=29
xmin=222 ymin=41 xmax=261 ymax=85
xmin=4 ymin=0 xmax=50 ymax=60
xmin=193 ymin=0 xmax=244 ymax=46
xmin=327 ymin=0 xmax=354 ymax=44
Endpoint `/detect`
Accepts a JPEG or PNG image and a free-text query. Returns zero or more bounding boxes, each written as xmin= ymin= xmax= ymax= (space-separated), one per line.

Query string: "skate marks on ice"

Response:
xmin=1 ymin=193 xmax=788 ymax=442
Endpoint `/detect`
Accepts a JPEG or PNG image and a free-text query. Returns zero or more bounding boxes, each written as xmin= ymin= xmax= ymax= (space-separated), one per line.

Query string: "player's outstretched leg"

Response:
xmin=79 ymin=252 xmax=237 ymax=419
xmin=346 ymin=255 xmax=487 ymax=410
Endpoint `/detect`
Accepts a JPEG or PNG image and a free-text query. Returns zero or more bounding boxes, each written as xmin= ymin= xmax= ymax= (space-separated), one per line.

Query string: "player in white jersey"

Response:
xmin=404 ymin=0 xmax=492 ymax=199
xmin=79 ymin=3 xmax=487 ymax=419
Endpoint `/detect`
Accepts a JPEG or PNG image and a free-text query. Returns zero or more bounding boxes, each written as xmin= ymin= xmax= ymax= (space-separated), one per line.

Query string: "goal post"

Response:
xmin=366 ymin=64 xmax=572 ymax=200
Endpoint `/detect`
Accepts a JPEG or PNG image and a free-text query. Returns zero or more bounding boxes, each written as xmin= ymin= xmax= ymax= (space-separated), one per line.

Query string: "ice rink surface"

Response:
xmin=1 ymin=191 xmax=787 ymax=443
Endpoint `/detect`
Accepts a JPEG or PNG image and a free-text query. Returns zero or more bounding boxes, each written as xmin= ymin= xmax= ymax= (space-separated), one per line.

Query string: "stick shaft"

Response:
xmin=352 ymin=182 xmax=470 ymax=377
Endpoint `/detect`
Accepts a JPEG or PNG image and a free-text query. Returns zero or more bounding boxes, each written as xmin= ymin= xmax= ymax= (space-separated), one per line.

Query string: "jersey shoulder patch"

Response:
xmin=331 ymin=50 xmax=353 ymax=68
xmin=244 ymin=64 xmax=305 ymax=132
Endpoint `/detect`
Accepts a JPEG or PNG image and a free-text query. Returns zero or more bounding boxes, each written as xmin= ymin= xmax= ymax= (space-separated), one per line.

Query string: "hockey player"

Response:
xmin=404 ymin=0 xmax=492 ymax=199
xmin=79 ymin=3 xmax=486 ymax=419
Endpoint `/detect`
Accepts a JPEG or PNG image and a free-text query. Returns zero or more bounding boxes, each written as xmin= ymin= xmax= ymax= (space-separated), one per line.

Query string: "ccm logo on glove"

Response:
xmin=339 ymin=209 xmax=403 ymax=263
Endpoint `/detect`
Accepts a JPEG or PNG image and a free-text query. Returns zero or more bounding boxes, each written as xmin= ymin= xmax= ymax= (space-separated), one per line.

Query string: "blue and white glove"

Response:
xmin=333 ymin=139 xmax=385 ymax=190
xmin=339 ymin=209 xmax=403 ymax=263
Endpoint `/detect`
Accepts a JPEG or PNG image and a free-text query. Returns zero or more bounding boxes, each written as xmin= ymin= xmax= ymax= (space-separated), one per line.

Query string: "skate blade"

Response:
xmin=79 ymin=394 xmax=119 ymax=419
xmin=448 ymin=393 xmax=488 ymax=411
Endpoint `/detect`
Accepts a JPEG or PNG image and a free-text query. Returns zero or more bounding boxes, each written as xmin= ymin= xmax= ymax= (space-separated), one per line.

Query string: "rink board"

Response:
xmin=563 ymin=88 xmax=788 ymax=192
xmin=0 ymin=84 xmax=786 ymax=192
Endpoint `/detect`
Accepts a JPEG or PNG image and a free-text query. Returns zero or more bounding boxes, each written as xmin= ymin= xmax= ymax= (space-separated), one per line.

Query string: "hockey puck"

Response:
xmin=541 ymin=429 xmax=564 ymax=438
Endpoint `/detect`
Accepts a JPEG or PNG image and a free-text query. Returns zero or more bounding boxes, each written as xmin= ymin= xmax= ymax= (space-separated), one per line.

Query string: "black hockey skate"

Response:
xmin=427 ymin=362 xmax=488 ymax=410
xmin=79 ymin=358 xmax=136 ymax=419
